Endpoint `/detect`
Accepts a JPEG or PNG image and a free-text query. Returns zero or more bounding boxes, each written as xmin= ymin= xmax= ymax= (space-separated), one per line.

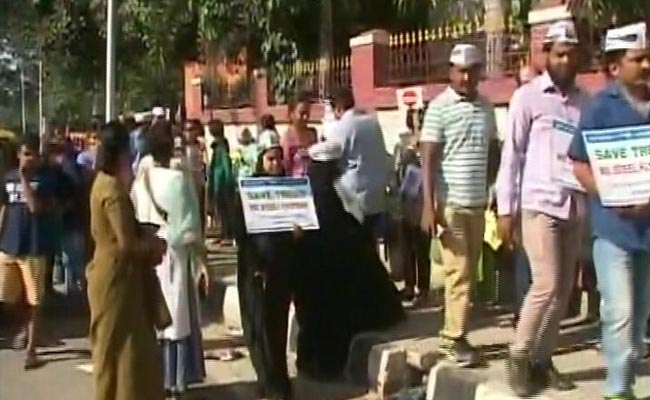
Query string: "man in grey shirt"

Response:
xmin=330 ymin=88 xmax=390 ymax=236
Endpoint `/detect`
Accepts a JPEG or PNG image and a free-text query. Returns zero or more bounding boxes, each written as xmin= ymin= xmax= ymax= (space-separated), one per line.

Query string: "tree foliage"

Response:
xmin=20 ymin=0 xmax=650 ymax=125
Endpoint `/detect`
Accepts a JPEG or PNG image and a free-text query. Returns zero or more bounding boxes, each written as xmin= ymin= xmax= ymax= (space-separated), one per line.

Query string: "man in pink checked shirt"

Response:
xmin=495 ymin=20 xmax=591 ymax=397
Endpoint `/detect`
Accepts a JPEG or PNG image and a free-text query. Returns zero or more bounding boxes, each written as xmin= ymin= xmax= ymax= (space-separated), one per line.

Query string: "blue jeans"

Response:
xmin=61 ymin=231 xmax=86 ymax=294
xmin=593 ymin=238 xmax=650 ymax=397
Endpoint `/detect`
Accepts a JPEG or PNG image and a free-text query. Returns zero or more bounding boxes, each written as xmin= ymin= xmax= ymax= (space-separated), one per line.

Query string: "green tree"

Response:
xmin=2 ymin=0 xmax=437 ymax=119
xmin=119 ymin=0 xmax=199 ymax=110
xmin=510 ymin=0 xmax=650 ymax=26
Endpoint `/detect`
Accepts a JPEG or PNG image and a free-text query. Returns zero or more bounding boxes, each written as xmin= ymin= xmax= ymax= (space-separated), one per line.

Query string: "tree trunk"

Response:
xmin=319 ymin=0 xmax=333 ymax=99
xmin=484 ymin=0 xmax=506 ymax=77
xmin=92 ymin=82 xmax=102 ymax=119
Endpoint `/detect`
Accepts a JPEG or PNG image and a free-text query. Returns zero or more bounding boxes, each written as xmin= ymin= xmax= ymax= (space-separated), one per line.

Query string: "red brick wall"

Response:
xmin=184 ymin=19 xmax=607 ymax=126
xmin=184 ymin=62 xmax=204 ymax=120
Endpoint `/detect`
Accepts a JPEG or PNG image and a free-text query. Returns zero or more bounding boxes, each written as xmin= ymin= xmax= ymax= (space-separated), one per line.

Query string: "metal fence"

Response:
xmin=200 ymin=19 xmax=605 ymax=110
xmin=267 ymin=54 xmax=352 ymax=105
xmin=201 ymin=74 xmax=253 ymax=110
xmin=388 ymin=17 xmax=529 ymax=86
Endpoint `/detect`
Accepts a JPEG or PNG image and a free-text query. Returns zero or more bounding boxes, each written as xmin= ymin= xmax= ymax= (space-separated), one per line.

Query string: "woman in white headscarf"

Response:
xmin=130 ymin=122 xmax=207 ymax=399
xmin=233 ymin=133 xmax=297 ymax=400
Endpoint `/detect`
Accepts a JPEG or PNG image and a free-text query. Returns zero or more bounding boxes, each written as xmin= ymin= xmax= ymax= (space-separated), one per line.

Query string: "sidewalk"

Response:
xmin=2 ymin=240 xmax=649 ymax=400
xmin=4 ymin=306 xmax=647 ymax=400
xmin=423 ymin=318 xmax=650 ymax=400
xmin=206 ymin=241 xmax=650 ymax=399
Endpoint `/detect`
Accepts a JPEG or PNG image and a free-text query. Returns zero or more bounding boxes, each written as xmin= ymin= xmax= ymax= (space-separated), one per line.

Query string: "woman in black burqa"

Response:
xmin=294 ymin=140 xmax=404 ymax=380
xmin=233 ymin=137 xmax=297 ymax=400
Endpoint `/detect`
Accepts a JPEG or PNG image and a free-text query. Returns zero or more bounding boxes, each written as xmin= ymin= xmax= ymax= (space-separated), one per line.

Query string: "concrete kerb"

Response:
xmin=425 ymin=362 xmax=484 ymax=400
xmin=222 ymin=281 xmax=416 ymax=396
xmin=345 ymin=332 xmax=440 ymax=398
xmin=474 ymin=381 xmax=556 ymax=400
xmin=221 ymin=280 xmax=441 ymax=397
xmin=424 ymin=363 xmax=560 ymax=400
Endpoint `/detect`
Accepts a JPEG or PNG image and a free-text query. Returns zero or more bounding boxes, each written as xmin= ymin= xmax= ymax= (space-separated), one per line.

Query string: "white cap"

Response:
xmin=134 ymin=113 xmax=145 ymax=123
xmin=544 ymin=20 xmax=578 ymax=45
xmin=605 ymin=22 xmax=647 ymax=52
xmin=308 ymin=140 xmax=343 ymax=162
xmin=152 ymin=106 xmax=165 ymax=117
xmin=449 ymin=44 xmax=482 ymax=67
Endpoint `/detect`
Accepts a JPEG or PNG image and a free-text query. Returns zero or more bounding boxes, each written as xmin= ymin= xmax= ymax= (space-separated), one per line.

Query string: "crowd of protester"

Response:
xmin=1 ymin=18 xmax=650 ymax=400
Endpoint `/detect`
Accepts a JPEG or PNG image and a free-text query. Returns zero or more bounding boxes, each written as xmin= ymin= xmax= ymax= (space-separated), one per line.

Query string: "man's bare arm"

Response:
xmin=572 ymin=161 xmax=598 ymax=195
xmin=20 ymin=173 xmax=40 ymax=214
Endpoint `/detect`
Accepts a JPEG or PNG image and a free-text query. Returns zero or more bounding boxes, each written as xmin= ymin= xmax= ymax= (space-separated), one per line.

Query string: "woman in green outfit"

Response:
xmin=207 ymin=119 xmax=235 ymax=241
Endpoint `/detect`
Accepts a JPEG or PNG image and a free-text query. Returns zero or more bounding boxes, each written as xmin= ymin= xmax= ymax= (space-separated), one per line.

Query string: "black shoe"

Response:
xmin=400 ymin=289 xmax=416 ymax=306
xmin=439 ymin=337 xmax=480 ymax=368
xmin=507 ymin=351 xmax=535 ymax=398
xmin=533 ymin=361 xmax=576 ymax=391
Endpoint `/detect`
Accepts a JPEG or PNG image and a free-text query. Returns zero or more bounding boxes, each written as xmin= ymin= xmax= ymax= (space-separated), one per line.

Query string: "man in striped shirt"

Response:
xmin=420 ymin=43 xmax=499 ymax=367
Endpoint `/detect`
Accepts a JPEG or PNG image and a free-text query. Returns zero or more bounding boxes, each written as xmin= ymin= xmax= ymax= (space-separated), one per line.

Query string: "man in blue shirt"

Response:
xmin=569 ymin=22 xmax=650 ymax=400
xmin=47 ymin=140 xmax=86 ymax=296
xmin=331 ymin=88 xmax=390 ymax=238
xmin=0 ymin=134 xmax=54 ymax=370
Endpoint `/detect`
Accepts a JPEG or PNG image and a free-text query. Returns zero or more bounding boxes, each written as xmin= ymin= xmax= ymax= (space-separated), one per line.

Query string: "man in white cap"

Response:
xmin=569 ymin=22 xmax=650 ymax=400
xmin=420 ymin=43 xmax=499 ymax=367
xmin=496 ymin=19 xmax=590 ymax=396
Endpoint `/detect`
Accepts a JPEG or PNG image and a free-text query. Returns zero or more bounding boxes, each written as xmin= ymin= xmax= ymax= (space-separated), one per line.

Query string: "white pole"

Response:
xmin=105 ymin=0 xmax=116 ymax=123
xmin=38 ymin=59 xmax=44 ymax=138
xmin=20 ymin=63 xmax=26 ymax=135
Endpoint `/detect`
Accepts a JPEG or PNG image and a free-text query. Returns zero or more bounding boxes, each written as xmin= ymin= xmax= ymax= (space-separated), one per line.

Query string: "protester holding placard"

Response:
xmin=569 ymin=22 xmax=650 ymax=400
xmin=233 ymin=135 xmax=296 ymax=400
xmin=496 ymin=21 xmax=590 ymax=397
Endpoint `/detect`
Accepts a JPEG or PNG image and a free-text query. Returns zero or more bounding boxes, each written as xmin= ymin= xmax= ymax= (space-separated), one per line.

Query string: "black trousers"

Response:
xmin=400 ymin=221 xmax=431 ymax=294
xmin=238 ymin=253 xmax=292 ymax=396
xmin=363 ymin=213 xmax=383 ymax=240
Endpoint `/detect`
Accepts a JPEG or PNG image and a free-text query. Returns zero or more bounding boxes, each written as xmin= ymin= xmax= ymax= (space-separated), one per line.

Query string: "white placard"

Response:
xmin=551 ymin=118 xmax=585 ymax=192
xmin=239 ymin=177 xmax=320 ymax=234
xmin=584 ymin=124 xmax=650 ymax=207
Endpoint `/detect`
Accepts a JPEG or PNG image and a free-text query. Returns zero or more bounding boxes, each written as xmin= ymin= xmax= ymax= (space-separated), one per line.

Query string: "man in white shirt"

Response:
xmin=330 ymin=88 xmax=390 ymax=237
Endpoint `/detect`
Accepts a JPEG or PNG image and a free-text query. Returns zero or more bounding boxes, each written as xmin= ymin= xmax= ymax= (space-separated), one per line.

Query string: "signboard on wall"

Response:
xmin=396 ymin=86 xmax=424 ymax=112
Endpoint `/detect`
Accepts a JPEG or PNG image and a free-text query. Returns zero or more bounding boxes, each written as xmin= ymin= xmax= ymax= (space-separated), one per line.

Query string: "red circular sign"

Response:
xmin=402 ymin=90 xmax=418 ymax=106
